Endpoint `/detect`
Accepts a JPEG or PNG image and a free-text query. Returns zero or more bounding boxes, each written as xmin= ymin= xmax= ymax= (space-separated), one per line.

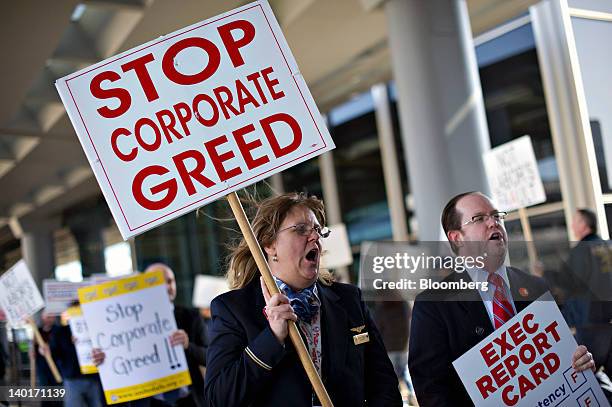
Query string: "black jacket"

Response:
xmin=204 ymin=278 xmax=402 ymax=407
xmin=173 ymin=305 xmax=208 ymax=407
xmin=408 ymin=267 xmax=548 ymax=406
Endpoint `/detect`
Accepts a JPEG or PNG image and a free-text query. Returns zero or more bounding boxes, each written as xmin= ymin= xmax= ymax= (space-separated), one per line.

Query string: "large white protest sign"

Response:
xmin=453 ymin=292 xmax=608 ymax=406
xmin=43 ymin=279 xmax=91 ymax=315
xmin=66 ymin=305 xmax=97 ymax=374
xmin=78 ymin=271 xmax=190 ymax=404
xmin=56 ymin=0 xmax=334 ymax=239
xmin=0 ymin=260 xmax=44 ymax=326
xmin=483 ymin=135 xmax=546 ymax=212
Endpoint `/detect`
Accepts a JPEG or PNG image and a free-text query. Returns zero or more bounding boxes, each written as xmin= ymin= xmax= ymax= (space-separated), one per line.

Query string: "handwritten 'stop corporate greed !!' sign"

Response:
xmin=78 ymin=271 xmax=190 ymax=404
xmin=0 ymin=260 xmax=44 ymax=326
xmin=453 ymin=293 xmax=607 ymax=407
xmin=56 ymin=0 xmax=334 ymax=239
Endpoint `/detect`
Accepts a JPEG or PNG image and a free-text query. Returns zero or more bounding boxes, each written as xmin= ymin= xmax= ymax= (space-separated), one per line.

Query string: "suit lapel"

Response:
xmin=507 ymin=267 xmax=531 ymax=313
xmin=318 ymin=284 xmax=347 ymax=383
xmin=458 ymin=291 xmax=495 ymax=336
xmin=450 ymin=272 xmax=495 ymax=336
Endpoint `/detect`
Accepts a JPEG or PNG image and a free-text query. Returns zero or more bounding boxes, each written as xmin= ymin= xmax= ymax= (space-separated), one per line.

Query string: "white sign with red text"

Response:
xmin=453 ymin=293 xmax=607 ymax=407
xmin=56 ymin=0 xmax=334 ymax=239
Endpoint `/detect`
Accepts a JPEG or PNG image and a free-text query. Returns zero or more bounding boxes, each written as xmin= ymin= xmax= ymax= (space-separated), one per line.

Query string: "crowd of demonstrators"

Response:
xmin=4 ymin=192 xmax=610 ymax=407
xmin=204 ymin=192 xmax=402 ymax=406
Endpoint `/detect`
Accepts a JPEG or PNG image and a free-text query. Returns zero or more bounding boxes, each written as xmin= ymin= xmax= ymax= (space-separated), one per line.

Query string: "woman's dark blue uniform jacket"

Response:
xmin=204 ymin=277 xmax=402 ymax=407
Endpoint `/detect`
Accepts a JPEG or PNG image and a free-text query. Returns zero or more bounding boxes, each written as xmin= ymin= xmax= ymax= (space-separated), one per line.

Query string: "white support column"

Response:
xmin=270 ymin=173 xmax=284 ymax=195
xmin=531 ymin=0 xmax=609 ymax=239
xmin=10 ymin=217 xmax=60 ymax=289
xmin=318 ymin=150 xmax=350 ymax=282
xmin=319 ymin=152 xmax=342 ymax=225
xmin=384 ymin=0 xmax=491 ymax=240
xmin=371 ymin=83 xmax=409 ymax=241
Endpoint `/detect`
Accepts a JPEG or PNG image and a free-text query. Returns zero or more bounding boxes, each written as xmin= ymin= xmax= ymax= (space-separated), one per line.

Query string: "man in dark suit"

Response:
xmin=563 ymin=209 xmax=612 ymax=374
xmin=408 ymin=191 xmax=596 ymax=406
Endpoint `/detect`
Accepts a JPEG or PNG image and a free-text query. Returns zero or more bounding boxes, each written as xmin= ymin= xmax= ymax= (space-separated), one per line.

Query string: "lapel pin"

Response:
xmin=475 ymin=326 xmax=484 ymax=336
xmin=353 ymin=332 xmax=369 ymax=345
xmin=350 ymin=325 xmax=366 ymax=334
xmin=519 ymin=287 xmax=529 ymax=297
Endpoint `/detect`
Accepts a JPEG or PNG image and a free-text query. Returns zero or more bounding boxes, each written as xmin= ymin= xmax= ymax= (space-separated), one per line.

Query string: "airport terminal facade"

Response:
xmin=0 ymin=0 xmax=610 ymax=306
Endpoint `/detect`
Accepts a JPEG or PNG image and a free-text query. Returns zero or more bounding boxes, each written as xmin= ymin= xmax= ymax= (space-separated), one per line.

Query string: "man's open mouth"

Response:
xmin=489 ymin=232 xmax=502 ymax=241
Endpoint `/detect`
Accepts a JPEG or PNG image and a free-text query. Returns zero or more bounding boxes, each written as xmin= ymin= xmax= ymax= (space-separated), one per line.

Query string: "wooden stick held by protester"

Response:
xmin=29 ymin=319 xmax=62 ymax=383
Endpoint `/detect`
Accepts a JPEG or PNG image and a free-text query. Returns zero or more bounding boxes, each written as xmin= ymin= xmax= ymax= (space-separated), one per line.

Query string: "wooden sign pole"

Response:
xmin=518 ymin=208 xmax=539 ymax=271
xmin=29 ymin=343 xmax=36 ymax=387
xmin=29 ymin=320 xmax=62 ymax=384
xmin=226 ymin=192 xmax=334 ymax=407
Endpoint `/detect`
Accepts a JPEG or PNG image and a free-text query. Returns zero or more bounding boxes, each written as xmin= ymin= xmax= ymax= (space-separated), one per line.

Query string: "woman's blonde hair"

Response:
xmin=227 ymin=192 xmax=334 ymax=289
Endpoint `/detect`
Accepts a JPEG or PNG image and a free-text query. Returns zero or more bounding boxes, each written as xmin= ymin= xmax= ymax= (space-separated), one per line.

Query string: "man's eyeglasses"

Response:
xmin=278 ymin=223 xmax=331 ymax=238
xmin=461 ymin=211 xmax=507 ymax=227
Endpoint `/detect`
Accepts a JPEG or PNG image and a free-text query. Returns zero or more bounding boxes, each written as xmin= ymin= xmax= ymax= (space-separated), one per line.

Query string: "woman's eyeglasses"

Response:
xmin=278 ymin=223 xmax=331 ymax=238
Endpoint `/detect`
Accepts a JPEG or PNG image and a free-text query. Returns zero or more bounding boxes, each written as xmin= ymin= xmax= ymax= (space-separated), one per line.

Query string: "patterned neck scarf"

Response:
xmin=273 ymin=276 xmax=320 ymax=324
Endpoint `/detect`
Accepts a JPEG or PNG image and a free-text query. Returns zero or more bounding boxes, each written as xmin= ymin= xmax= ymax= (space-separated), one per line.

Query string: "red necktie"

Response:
xmin=488 ymin=273 xmax=515 ymax=329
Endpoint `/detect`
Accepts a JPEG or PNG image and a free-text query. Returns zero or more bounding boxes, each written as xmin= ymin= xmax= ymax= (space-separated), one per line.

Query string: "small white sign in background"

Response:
xmin=66 ymin=306 xmax=98 ymax=374
xmin=483 ymin=135 xmax=546 ymax=212
xmin=43 ymin=279 xmax=91 ymax=315
xmin=192 ymin=275 xmax=228 ymax=309
xmin=321 ymin=223 xmax=353 ymax=270
xmin=0 ymin=260 xmax=44 ymax=327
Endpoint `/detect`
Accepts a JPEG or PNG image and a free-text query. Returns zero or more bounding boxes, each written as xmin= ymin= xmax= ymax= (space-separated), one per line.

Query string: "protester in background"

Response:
xmin=370 ymin=291 xmax=412 ymax=400
xmin=31 ymin=310 xmax=62 ymax=406
xmin=33 ymin=310 xmax=60 ymax=386
xmin=204 ymin=192 xmax=401 ymax=406
xmin=562 ymin=209 xmax=612 ymax=377
xmin=49 ymin=304 xmax=104 ymax=407
xmin=0 ymin=312 xmax=8 ymax=407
